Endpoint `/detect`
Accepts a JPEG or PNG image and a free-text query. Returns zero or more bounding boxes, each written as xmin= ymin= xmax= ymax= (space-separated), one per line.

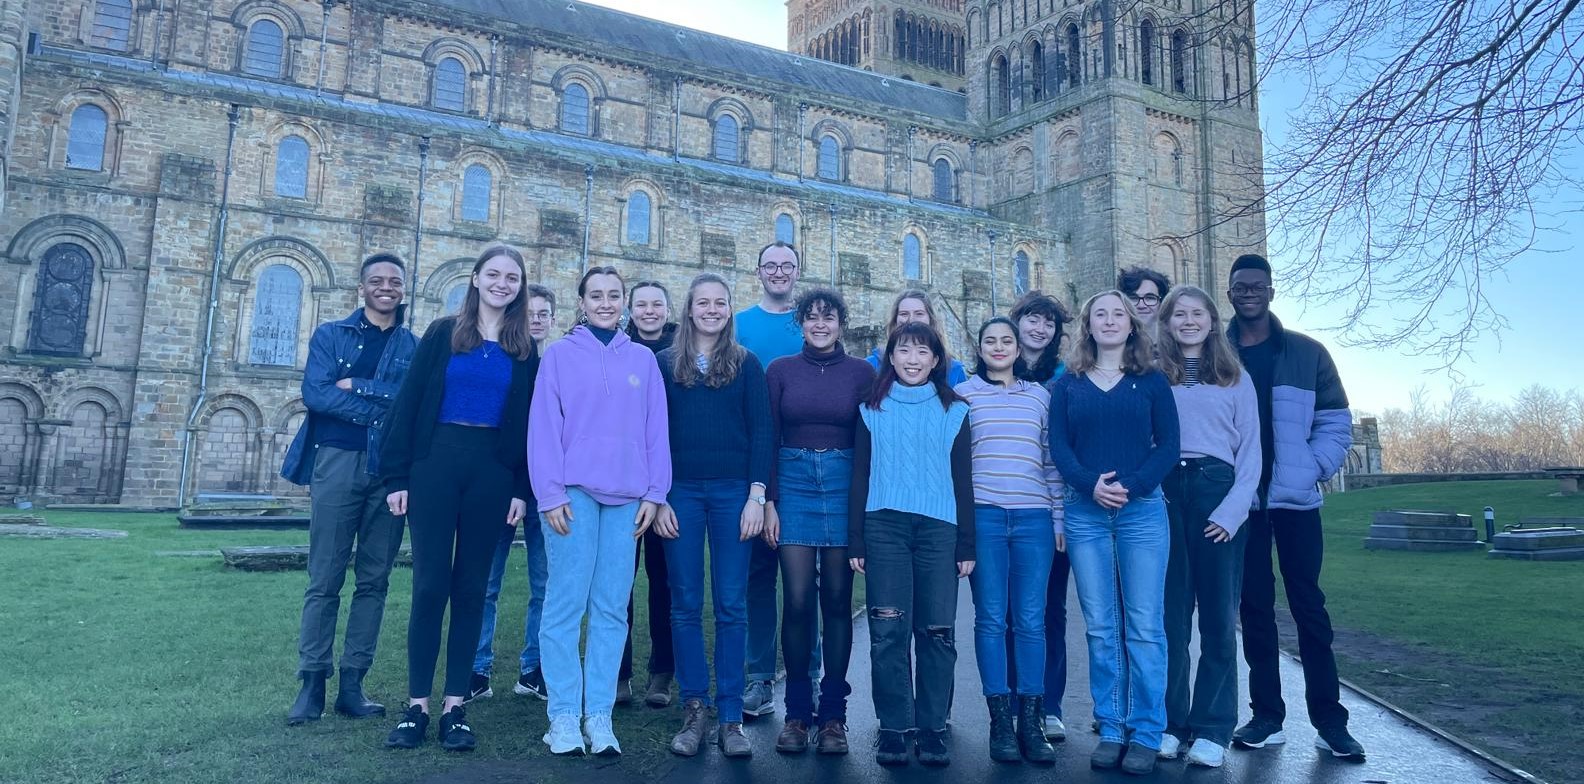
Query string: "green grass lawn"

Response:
xmin=1311 ymin=480 xmax=1584 ymax=781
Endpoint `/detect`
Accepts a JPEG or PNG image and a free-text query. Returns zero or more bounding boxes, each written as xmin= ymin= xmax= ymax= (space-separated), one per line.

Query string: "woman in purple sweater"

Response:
xmin=528 ymin=266 xmax=671 ymax=757
xmin=763 ymin=287 xmax=876 ymax=756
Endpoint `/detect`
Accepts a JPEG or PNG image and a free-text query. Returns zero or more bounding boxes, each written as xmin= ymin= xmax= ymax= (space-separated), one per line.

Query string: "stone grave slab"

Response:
xmin=1488 ymin=520 xmax=1584 ymax=561
xmin=1365 ymin=510 xmax=1483 ymax=552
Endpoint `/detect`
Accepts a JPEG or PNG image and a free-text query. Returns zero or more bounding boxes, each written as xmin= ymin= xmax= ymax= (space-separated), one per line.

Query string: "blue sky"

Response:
xmin=582 ymin=0 xmax=1581 ymax=414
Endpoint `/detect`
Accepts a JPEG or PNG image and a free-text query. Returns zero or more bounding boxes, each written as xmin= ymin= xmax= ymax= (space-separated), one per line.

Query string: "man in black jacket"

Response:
xmin=281 ymin=253 xmax=418 ymax=725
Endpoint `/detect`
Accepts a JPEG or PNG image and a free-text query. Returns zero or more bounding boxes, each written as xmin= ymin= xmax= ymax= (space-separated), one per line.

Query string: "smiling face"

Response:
xmin=802 ymin=301 xmax=841 ymax=351
xmin=1228 ymin=267 xmax=1274 ymax=321
xmin=579 ymin=272 xmax=625 ymax=330
xmin=1167 ymin=293 xmax=1213 ymax=350
xmin=629 ymin=285 xmax=670 ymax=338
xmin=1016 ymin=312 xmax=1054 ymax=354
xmin=757 ymin=245 xmax=800 ymax=299
xmin=1131 ymin=279 xmax=1163 ymax=323
xmin=894 ymin=297 xmax=930 ymax=327
xmin=979 ymin=322 xmax=1020 ymax=375
xmin=358 ymin=262 xmax=405 ymax=316
xmin=687 ymin=281 xmax=731 ymax=339
xmin=1088 ymin=293 xmax=1133 ymax=351
xmin=472 ymin=255 xmax=523 ymax=312
xmin=526 ymin=296 xmax=554 ymax=341
xmin=890 ymin=338 xmax=940 ymax=386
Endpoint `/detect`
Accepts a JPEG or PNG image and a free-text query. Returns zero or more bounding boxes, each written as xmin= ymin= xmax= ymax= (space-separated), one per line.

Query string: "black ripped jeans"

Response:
xmin=863 ymin=510 xmax=960 ymax=734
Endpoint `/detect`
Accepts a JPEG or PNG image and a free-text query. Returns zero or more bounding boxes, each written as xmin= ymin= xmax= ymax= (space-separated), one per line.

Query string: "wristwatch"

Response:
xmin=750 ymin=493 xmax=767 ymax=506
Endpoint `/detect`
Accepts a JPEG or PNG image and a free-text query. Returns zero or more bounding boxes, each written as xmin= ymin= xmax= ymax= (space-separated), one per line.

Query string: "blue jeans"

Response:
xmin=1065 ymin=486 xmax=1169 ymax=749
xmin=970 ymin=505 xmax=1055 ymax=697
xmin=472 ymin=519 xmax=547 ymax=677
xmin=539 ymin=487 xmax=639 ymax=720
xmin=664 ymin=479 xmax=754 ymax=722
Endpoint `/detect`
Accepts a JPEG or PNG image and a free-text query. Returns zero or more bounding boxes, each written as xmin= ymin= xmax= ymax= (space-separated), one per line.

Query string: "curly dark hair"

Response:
xmin=1116 ymin=265 xmax=1171 ymax=299
xmin=795 ymin=286 xmax=848 ymax=327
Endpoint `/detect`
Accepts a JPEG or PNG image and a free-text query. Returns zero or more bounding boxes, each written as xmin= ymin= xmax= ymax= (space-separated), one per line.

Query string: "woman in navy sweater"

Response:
xmin=1048 ymin=290 xmax=1180 ymax=775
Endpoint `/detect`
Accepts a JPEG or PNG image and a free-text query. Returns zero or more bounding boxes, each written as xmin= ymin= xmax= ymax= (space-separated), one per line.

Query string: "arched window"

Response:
xmin=446 ymin=282 xmax=469 ymax=314
xmin=560 ymin=83 xmax=590 ymax=135
xmin=932 ymin=158 xmax=955 ymax=203
xmin=28 ymin=243 xmax=94 ymax=355
xmin=242 ymin=18 xmax=286 ymax=78
xmin=1030 ymin=41 xmax=1046 ymax=102
xmin=248 ymin=264 xmax=303 ymax=366
xmin=713 ymin=114 xmax=741 ymax=163
xmin=817 ymin=135 xmax=841 ymax=180
xmin=1172 ymin=29 xmax=1189 ymax=93
xmin=461 ymin=164 xmax=492 ymax=222
xmin=66 ymin=104 xmax=108 ymax=171
xmin=432 ymin=57 xmax=467 ymax=112
xmin=1066 ymin=24 xmax=1081 ymax=88
xmin=902 ymin=234 xmax=923 ymax=280
xmin=991 ymin=54 xmax=1010 ymax=116
xmin=626 ymin=191 xmax=652 ymax=245
xmin=1140 ymin=20 xmax=1156 ymax=85
xmin=89 ymin=0 xmax=133 ymax=51
xmin=775 ymin=213 xmax=796 ymax=245
xmin=273 ymin=135 xmax=309 ymax=199
xmin=1014 ymin=250 xmax=1031 ymax=295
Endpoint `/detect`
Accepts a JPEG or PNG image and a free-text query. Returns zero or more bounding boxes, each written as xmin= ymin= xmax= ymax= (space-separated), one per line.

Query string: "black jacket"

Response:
xmin=378 ymin=317 xmax=538 ymax=500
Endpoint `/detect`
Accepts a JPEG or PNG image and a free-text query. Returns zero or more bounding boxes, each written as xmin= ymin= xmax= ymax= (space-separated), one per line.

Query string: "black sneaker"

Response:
xmin=438 ymin=705 xmax=477 ymax=752
xmin=1232 ymin=717 xmax=1286 ymax=749
xmin=875 ymin=730 xmax=910 ymax=766
xmin=465 ymin=673 xmax=491 ymax=703
xmin=1315 ymin=725 xmax=1366 ymax=761
xmin=915 ymin=728 xmax=950 ymax=767
xmin=514 ymin=668 xmax=547 ymax=700
xmin=384 ymin=704 xmax=428 ymax=749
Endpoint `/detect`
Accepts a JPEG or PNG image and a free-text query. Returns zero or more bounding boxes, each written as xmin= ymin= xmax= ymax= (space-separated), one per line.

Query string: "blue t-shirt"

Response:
xmin=736 ymin=305 xmax=803 ymax=366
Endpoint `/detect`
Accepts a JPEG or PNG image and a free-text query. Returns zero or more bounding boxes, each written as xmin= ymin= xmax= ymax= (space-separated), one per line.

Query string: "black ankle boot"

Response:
xmin=1018 ymin=696 xmax=1057 ymax=764
xmin=287 ymin=670 xmax=328 ymax=725
xmin=987 ymin=695 xmax=1020 ymax=762
xmin=334 ymin=667 xmax=386 ymax=718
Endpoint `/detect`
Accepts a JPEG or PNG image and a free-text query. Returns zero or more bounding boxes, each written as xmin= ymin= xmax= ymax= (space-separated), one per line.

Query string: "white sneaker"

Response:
xmin=543 ymin=713 xmax=585 ymax=755
xmin=1157 ymin=734 xmax=1183 ymax=759
xmin=1186 ymin=738 xmax=1226 ymax=767
xmin=1043 ymin=714 xmax=1067 ymax=741
xmin=583 ymin=714 xmax=621 ymax=756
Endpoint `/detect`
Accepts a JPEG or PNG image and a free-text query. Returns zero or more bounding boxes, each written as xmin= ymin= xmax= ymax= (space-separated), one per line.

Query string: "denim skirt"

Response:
xmin=775 ymin=447 xmax=853 ymax=547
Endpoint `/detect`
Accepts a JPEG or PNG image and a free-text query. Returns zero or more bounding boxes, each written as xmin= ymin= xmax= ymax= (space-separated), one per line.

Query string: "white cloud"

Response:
xmin=579 ymin=0 xmax=788 ymax=50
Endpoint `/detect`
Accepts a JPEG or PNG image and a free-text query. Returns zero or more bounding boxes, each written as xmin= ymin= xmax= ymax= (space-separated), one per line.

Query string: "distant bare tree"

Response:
xmin=1377 ymin=384 xmax=1584 ymax=471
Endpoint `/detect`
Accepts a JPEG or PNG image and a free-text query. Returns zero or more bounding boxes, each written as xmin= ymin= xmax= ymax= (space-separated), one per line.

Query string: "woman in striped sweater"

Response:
xmin=956 ymin=317 xmax=1062 ymax=765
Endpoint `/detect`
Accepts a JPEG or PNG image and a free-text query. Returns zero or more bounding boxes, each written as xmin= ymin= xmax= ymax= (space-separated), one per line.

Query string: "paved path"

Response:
xmin=651 ymin=584 xmax=1515 ymax=784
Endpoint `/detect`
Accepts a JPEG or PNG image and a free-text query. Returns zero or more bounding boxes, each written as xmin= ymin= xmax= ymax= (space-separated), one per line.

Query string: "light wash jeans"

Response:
xmin=472 ymin=519 xmax=547 ymax=677
xmin=1065 ymin=486 xmax=1170 ymax=749
xmin=969 ymin=505 xmax=1055 ymax=697
xmin=539 ymin=487 xmax=640 ymax=720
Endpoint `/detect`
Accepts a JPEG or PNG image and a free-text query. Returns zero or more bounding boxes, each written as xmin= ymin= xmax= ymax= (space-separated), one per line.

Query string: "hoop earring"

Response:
xmin=576 ymin=311 xmax=589 ymax=325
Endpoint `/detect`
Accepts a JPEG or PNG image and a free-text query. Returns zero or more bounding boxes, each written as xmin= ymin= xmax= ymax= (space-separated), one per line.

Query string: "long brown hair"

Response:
xmin=451 ymin=245 xmax=535 ymax=360
xmin=1156 ymin=286 xmax=1242 ymax=386
xmin=1066 ymin=289 xmax=1154 ymax=375
xmin=671 ymin=273 xmax=746 ymax=388
xmin=865 ymin=322 xmax=965 ymax=411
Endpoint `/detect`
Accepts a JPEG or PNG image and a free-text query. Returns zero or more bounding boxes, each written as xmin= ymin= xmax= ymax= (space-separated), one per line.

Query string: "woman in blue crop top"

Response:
xmin=379 ymin=245 xmax=539 ymax=752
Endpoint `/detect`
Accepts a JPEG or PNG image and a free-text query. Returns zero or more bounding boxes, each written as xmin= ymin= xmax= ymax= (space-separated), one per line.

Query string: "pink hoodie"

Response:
xmin=528 ymin=325 xmax=672 ymax=512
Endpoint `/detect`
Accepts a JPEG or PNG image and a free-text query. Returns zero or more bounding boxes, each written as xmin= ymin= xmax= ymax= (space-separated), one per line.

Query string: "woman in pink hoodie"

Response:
xmin=529 ymin=266 xmax=671 ymax=757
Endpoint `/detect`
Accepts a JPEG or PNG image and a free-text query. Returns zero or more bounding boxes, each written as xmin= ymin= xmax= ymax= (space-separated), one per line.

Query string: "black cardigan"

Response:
xmin=379 ymin=317 xmax=538 ymax=500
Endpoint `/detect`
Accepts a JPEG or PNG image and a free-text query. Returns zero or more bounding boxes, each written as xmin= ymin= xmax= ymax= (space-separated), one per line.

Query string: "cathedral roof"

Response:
xmin=425 ymin=0 xmax=969 ymax=121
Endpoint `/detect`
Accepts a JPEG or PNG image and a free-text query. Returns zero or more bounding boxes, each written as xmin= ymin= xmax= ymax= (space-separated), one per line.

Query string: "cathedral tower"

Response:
xmin=788 ymin=0 xmax=969 ymax=92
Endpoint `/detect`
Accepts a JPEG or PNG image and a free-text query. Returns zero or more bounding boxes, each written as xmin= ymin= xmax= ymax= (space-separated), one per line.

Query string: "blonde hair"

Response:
xmin=1066 ymin=289 xmax=1155 ymax=375
xmin=1155 ymin=286 xmax=1242 ymax=386
xmin=671 ymin=273 xmax=746 ymax=388
xmin=885 ymin=289 xmax=955 ymax=366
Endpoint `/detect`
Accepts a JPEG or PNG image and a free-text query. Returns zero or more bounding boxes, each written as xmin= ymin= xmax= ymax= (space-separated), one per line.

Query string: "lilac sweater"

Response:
xmin=1172 ymin=372 xmax=1262 ymax=535
xmin=528 ymin=326 xmax=672 ymax=511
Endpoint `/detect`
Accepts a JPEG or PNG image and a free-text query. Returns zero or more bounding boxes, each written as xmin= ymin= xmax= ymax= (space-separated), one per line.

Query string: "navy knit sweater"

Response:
xmin=1047 ymin=369 xmax=1181 ymax=499
xmin=655 ymin=346 xmax=774 ymax=485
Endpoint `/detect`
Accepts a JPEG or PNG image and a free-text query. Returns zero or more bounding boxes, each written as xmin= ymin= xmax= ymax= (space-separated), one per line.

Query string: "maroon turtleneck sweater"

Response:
xmin=764 ymin=342 xmax=877 ymax=500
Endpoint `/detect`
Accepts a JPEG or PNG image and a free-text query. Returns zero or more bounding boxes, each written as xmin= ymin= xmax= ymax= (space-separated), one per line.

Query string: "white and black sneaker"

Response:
xmin=1315 ymin=725 xmax=1365 ymax=762
xmin=465 ymin=673 xmax=492 ymax=703
xmin=514 ymin=667 xmax=547 ymax=700
xmin=384 ymin=704 xmax=428 ymax=749
xmin=438 ymin=705 xmax=477 ymax=752
xmin=1232 ymin=717 xmax=1286 ymax=749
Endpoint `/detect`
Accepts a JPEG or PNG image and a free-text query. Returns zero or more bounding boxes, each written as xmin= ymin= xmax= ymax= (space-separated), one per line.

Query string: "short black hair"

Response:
xmin=525 ymin=283 xmax=555 ymax=308
xmin=360 ymin=252 xmax=405 ymax=279
xmin=795 ymin=286 xmax=848 ymax=327
xmin=757 ymin=241 xmax=799 ymax=265
xmin=1229 ymin=253 xmax=1272 ymax=280
xmin=1117 ymin=265 xmax=1170 ymax=298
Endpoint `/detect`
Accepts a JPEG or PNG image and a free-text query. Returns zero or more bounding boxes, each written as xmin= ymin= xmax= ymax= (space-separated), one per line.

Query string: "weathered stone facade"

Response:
xmin=0 ymin=0 xmax=1265 ymax=507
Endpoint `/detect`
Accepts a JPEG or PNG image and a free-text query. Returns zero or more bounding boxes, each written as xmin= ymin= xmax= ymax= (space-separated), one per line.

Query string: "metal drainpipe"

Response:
xmin=485 ymin=35 xmax=499 ymax=123
xmin=1192 ymin=0 xmax=1218 ymax=287
xmin=968 ymin=140 xmax=978 ymax=208
xmin=827 ymin=203 xmax=837 ymax=289
xmin=906 ymin=125 xmax=917 ymax=200
xmin=797 ymin=103 xmax=808 ymax=181
xmin=176 ymin=104 xmax=241 ymax=507
xmin=671 ymin=77 xmax=682 ymax=162
xmin=581 ymin=164 xmax=594 ymax=274
xmin=411 ymin=136 xmax=430 ymax=322
xmin=315 ymin=0 xmax=330 ymax=95
xmin=150 ymin=0 xmax=165 ymax=66
xmin=988 ymin=229 xmax=999 ymax=314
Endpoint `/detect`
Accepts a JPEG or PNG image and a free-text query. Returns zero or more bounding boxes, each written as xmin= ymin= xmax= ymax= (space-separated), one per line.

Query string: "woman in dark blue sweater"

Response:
xmin=1048 ymin=289 xmax=1180 ymax=775
xmin=654 ymin=272 xmax=774 ymax=759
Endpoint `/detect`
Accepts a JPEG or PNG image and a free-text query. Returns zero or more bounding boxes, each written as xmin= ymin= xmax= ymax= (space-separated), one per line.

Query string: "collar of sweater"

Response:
xmin=887 ymin=381 xmax=941 ymax=405
xmin=801 ymin=342 xmax=847 ymax=365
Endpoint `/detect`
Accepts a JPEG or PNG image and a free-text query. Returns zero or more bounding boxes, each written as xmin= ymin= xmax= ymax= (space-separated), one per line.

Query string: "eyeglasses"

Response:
xmin=1131 ymin=294 xmax=1161 ymax=307
xmin=759 ymin=262 xmax=798 ymax=275
xmin=1229 ymin=284 xmax=1272 ymax=297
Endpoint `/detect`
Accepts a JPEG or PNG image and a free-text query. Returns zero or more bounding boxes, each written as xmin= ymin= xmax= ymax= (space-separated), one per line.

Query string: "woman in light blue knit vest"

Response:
xmin=847 ymin=322 xmax=976 ymax=768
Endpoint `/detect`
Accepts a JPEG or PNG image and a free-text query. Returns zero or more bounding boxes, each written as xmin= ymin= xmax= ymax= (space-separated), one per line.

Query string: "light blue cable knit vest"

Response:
xmin=859 ymin=382 xmax=970 ymax=525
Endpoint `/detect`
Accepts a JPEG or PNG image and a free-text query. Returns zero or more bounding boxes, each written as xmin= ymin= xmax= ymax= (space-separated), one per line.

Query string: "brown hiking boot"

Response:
xmin=816 ymin=719 xmax=850 ymax=754
xmin=670 ymin=699 xmax=708 ymax=756
xmin=718 ymin=722 xmax=753 ymax=757
xmin=776 ymin=719 xmax=810 ymax=753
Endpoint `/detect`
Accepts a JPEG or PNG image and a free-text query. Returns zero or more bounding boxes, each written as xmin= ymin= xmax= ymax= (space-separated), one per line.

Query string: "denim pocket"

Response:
xmin=1200 ymin=461 xmax=1235 ymax=485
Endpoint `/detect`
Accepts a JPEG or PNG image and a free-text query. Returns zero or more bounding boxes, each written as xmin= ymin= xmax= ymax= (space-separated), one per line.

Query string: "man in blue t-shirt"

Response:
xmin=736 ymin=241 xmax=815 ymax=717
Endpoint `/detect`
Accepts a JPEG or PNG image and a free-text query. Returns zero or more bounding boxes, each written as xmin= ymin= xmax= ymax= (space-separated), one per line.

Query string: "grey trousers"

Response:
xmin=297 ymin=445 xmax=406 ymax=675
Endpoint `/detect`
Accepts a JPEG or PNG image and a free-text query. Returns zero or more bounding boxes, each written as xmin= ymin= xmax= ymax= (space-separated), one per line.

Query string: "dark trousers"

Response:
xmin=621 ymin=525 xmax=675 ymax=680
xmin=1164 ymin=458 xmax=1245 ymax=745
xmin=405 ymin=425 xmax=514 ymax=699
xmin=864 ymin=510 xmax=959 ymax=733
xmin=297 ymin=446 xmax=406 ymax=675
xmin=1005 ymin=546 xmax=1071 ymax=715
xmin=1239 ymin=506 xmax=1349 ymax=729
